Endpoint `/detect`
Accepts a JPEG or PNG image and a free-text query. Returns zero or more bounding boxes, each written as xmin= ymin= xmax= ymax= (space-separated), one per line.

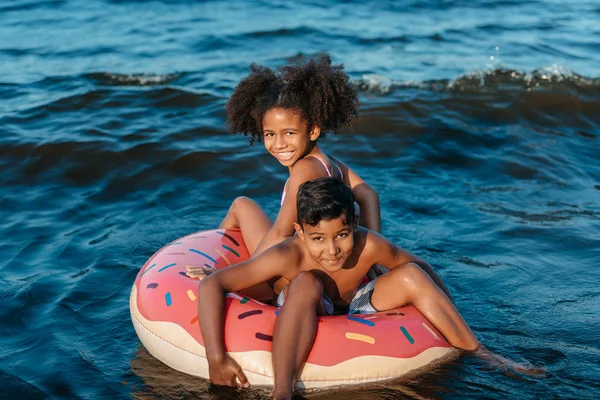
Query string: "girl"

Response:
xmin=189 ymin=54 xmax=449 ymax=298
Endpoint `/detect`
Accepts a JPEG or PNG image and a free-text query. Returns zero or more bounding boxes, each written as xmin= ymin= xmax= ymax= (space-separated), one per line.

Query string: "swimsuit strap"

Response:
xmin=305 ymin=155 xmax=333 ymax=177
xmin=281 ymin=155 xmax=344 ymax=206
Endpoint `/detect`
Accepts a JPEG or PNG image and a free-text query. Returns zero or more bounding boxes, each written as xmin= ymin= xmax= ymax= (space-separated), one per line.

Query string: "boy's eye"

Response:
xmin=337 ymin=233 xmax=348 ymax=238
xmin=286 ymin=131 xmax=295 ymax=135
xmin=312 ymin=236 xmax=323 ymax=241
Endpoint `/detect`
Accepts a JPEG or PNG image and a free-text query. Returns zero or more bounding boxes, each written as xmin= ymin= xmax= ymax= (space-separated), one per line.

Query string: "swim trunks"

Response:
xmin=276 ymin=278 xmax=378 ymax=316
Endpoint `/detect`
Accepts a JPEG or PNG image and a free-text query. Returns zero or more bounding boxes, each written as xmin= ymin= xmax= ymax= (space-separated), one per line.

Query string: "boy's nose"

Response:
xmin=327 ymin=241 xmax=340 ymax=256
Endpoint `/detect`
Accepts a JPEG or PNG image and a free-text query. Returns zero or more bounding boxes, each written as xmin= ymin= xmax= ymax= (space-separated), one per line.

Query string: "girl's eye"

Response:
xmin=264 ymin=132 xmax=274 ymax=138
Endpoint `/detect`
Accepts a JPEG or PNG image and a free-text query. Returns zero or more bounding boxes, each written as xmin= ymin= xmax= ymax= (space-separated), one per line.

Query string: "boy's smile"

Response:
xmin=295 ymin=216 xmax=355 ymax=273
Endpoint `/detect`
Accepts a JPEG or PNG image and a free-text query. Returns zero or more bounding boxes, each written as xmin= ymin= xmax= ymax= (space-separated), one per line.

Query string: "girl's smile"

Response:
xmin=262 ymin=107 xmax=320 ymax=170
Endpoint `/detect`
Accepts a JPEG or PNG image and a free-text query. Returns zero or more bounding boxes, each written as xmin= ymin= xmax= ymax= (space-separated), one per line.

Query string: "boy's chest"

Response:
xmin=317 ymin=267 xmax=370 ymax=303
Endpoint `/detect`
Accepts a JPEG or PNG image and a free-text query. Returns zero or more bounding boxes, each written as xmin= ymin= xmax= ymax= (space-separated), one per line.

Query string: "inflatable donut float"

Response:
xmin=130 ymin=229 xmax=457 ymax=388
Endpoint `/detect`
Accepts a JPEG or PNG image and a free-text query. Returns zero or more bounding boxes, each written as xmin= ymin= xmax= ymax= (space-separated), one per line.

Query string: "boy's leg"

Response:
xmin=219 ymin=196 xmax=272 ymax=255
xmin=369 ymin=262 xmax=479 ymax=351
xmin=272 ymin=272 xmax=325 ymax=400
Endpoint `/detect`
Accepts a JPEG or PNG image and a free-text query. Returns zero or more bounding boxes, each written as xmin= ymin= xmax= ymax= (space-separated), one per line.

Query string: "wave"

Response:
xmin=84 ymin=72 xmax=182 ymax=87
xmin=356 ymin=65 xmax=600 ymax=95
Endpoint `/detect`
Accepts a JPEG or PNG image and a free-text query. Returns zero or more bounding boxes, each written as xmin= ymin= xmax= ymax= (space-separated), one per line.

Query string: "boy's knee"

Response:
xmin=394 ymin=262 xmax=429 ymax=288
xmin=288 ymin=271 xmax=323 ymax=301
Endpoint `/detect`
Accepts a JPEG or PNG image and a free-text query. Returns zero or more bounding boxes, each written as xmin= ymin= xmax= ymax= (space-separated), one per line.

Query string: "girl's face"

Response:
xmin=262 ymin=107 xmax=320 ymax=168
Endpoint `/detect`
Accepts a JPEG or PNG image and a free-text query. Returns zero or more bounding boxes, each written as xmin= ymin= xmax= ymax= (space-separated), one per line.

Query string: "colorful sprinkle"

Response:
xmin=179 ymin=271 xmax=187 ymax=277
xmin=345 ymin=332 xmax=375 ymax=344
xmin=400 ymin=326 xmax=414 ymax=344
xmin=190 ymin=315 xmax=198 ymax=324
xmin=255 ymin=332 xmax=273 ymax=342
xmin=187 ymin=290 xmax=196 ymax=301
xmin=158 ymin=263 xmax=177 ymax=272
xmin=213 ymin=248 xmax=231 ymax=265
xmin=141 ymin=263 xmax=156 ymax=276
xmin=189 ymin=249 xmax=217 ymax=264
xmin=168 ymin=241 xmax=183 ymax=246
xmin=146 ymin=283 xmax=158 ymax=289
xmin=222 ymin=244 xmax=240 ymax=258
xmin=204 ymin=263 xmax=213 ymax=269
xmin=386 ymin=312 xmax=405 ymax=316
xmin=275 ymin=309 xmax=280 ymax=316
xmin=422 ymin=322 xmax=440 ymax=341
xmin=238 ymin=310 xmax=263 ymax=319
xmin=346 ymin=315 xmax=375 ymax=327
xmin=165 ymin=292 xmax=172 ymax=307
xmin=216 ymin=231 xmax=240 ymax=246
xmin=240 ymin=297 xmax=249 ymax=304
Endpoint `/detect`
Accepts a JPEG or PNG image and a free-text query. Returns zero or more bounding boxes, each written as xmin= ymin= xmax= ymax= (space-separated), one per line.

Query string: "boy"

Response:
xmin=196 ymin=177 xmax=481 ymax=399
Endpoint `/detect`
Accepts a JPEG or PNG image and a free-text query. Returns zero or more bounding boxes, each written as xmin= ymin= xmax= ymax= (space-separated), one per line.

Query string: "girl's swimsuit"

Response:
xmin=280 ymin=155 xmax=343 ymax=206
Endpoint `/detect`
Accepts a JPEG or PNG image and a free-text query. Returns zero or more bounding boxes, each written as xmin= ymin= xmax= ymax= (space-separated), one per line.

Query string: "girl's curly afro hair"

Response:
xmin=226 ymin=53 xmax=359 ymax=144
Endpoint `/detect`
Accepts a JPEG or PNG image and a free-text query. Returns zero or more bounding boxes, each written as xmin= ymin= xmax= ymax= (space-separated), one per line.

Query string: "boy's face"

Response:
xmin=294 ymin=215 xmax=356 ymax=273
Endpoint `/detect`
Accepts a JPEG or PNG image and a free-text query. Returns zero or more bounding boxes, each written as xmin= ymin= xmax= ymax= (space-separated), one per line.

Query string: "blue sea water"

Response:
xmin=1 ymin=0 xmax=599 ymax=398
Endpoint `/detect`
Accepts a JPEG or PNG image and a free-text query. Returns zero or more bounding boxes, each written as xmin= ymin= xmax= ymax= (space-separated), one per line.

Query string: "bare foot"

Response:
xmin=474 ymin=346 xmax=546 ymax=377
xmin=185 ymin=265 xmax=214 ymax=280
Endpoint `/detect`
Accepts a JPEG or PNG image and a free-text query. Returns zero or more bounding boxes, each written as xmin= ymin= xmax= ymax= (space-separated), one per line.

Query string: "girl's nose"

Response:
xmin=274 ymin=134 xmax=286 ymax=148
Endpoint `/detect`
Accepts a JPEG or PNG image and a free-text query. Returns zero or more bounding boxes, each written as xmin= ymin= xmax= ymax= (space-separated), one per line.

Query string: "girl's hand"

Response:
xmin=186 ymin=265 xmax=214 ymax=280
xmin=208 ymin=354 xmax=250 ymax=388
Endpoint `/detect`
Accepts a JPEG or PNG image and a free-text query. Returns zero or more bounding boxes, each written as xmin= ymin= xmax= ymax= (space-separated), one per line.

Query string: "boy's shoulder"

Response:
xmin=354 ymin=227 xmax=391 ymax=255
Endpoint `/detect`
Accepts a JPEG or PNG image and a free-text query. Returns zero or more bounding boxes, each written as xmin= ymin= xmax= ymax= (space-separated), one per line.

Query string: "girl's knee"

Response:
xmin=231 ymin=196 xmax=256 ymax=210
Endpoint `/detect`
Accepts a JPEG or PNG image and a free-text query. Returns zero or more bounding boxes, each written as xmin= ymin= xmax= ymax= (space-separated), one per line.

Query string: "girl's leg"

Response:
xmin=272 ymin=272 xmax=324 ymax=400
xmin=218 ymin=196 xmax=274 ymax=301
xmin=219 ymin=196 xmax=272 ymax=255
xmin=370 ymin=262 xmax=479 ymax=350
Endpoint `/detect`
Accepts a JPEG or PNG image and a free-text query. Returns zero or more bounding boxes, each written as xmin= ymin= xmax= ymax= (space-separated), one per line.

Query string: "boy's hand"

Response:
xmin=186 ymin=265 xmax=214 ymax=280
xmin=209 ymin=354 xmax=250 ymax=388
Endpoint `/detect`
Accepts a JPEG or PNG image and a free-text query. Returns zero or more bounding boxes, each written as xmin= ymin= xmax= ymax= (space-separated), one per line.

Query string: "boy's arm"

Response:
xmin=369 ymin=232 xmax=452 ymax=300
xmin=253 ymin=161 xmax=321 ymax=256
xmin=197 ymin=245 xmax=295 ymax=386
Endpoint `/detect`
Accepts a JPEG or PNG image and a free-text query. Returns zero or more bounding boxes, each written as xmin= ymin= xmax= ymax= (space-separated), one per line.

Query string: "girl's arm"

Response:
xmin=253 ymin=160 xmax=321 ymax=256
xmin=338 ymin=161 xmax=381 ymax=233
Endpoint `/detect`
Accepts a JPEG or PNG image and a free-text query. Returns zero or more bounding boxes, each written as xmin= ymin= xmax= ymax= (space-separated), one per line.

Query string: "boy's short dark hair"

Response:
xmin=296 ymin=177 xmax=355 ymax=227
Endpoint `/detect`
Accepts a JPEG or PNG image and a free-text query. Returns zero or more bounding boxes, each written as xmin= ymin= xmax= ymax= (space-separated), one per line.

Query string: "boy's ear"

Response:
xmin=293 ymin=222 xmax=305 ymax=240
xmin=310 ymin=125 xmax=321 ymax=141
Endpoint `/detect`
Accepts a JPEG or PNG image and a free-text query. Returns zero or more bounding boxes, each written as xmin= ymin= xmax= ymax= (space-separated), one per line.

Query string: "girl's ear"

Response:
xmin=310 ymin=125 xmax=321 ymax=141
xmin=293 ymin=222 xmax=305 ymax=240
